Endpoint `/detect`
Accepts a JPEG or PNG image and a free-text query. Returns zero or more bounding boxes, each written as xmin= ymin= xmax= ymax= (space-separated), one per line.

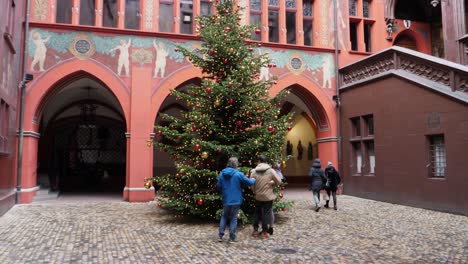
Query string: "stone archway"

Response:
xmin=18 ymin=59 xmax=130 ymax=203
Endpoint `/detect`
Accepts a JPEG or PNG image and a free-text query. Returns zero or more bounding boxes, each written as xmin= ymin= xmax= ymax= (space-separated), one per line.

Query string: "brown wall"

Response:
xmin=340 ymin=76 xmax=468 ymax=215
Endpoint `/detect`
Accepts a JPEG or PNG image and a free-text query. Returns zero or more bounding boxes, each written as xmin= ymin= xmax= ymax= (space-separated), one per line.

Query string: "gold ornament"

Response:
xmin=214 ymin=99 xmax=221 ymax=107
xmin=281 ymin=161 xmax=287 ymax=168
xmin=201 ymin=151 xmax=209 ymax=159
xmin=254 ymin=140 xmax=258 ymax=145
xmin=179 ymin=168 xmax=185 ymax=174
xmin=144 ymin=181 xmax=152 ymax=189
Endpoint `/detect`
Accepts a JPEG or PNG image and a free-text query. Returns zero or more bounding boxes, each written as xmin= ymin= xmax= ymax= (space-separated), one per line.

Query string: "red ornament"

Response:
xmin=162 ymin=148 xmax=167 ymax=152
xmin=249 ymin=47 xmax=254 ymax=52
xmin=175 ymin=173 xmax=180 ymax=178
xmin=174 ymin=48 xmax=179 ymax=52
xmin=228 ymin=98 xmax=234 ymax=104
xmin=239 ymin=32 xmax=244 ymax=36
xmin=156 ymin=130 xmax=162 ymax=136
xmin=201 ymin=24 xmax=205 ymax=29
xmin=267 ymin=125 xmax=274 ymax=131
xmin=268 ymin=63 xmax=272 ymax=68
xmin=223 ymin=59 xmax=228 ymax=64
xmin=197 ymin=198 xmax=203 ymax=205
xmin=257 ymin=43 xmax=262 ymax=47
xmin=194 ymin=144 xmax=201 ymax=151
xmin=157 ymin=203 xmax=162 ymax=208
xmin=205 ymin=87 xmax=211 ymax=94
xmin=287 ymin=126 xmax=292 ymax=131
xmin=273 ymin=81 xmax=278 ymax=85
xmin=279 ymin=193 xmax=284 ymax=199
xmin=236 ymin=120 xmax=242 ymax=126
xmin=281 ymin=186 xmax=285 ymax=190
xmin=209 ymin=49 xmax=215 ymax=55
xmin=228 ymin=82 xmax=233 ymax=87
xmin=225 ymin=27 xmax=231 ymax=32
xmin=246 ymin=174 xmax=250 ymax=178
xmin=188 ymin=57 xmax=192 ymax=61
xmin=223 ymin=34 xmax=227 ymax=38
xmin=173 ymin=156 xmax=178 ymax=161
xmin=217 ymin=149 xmax=223 ymax=153
xmin=225 ymin=10 xmax=229 ymax=14
xmin=245 ymin=111 xmax=250 ymax=116
xmin=257 ymin=119 xmax=262 ymax=125
xmin=255 ymin=28 xmax=261 ymax=35
xmin=177 ymin=135 xmax=182 ymax=141
xmin=192 ymin=125 xmax=197 ymax=131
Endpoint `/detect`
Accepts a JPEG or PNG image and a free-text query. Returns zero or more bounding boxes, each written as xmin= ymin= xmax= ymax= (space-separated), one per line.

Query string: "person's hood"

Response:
xmin=312 ymin=158 xmax=321 ymax=169
xmin=254 ymin=163 xmax=271 ymax=172
xmin=221 ymin=167 xmax=237 ymax=179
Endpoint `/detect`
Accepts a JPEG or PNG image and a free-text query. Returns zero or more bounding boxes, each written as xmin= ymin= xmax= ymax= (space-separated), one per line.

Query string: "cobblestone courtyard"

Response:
xmin=0 ymin=192 xmax=466 ymax=263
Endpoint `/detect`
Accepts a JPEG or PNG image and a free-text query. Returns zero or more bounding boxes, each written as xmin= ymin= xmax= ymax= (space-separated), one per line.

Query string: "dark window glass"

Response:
xmin=304 ymin=20 xmax=313 ymax=46
xmin=80 ymin=0 xmax=96 ymax=26
xmin=351 ymin=117 xmax=360 ymax=137
xmin=56 ymin=0 xmax=72 ymax=24
xmin=180 ymin=0 xmax=193 ymax=34
xmin=159 ymin=2 xmax=174 ymax=32
xmin=364 ymin=115 xmax=374 ymax=135
xmin=349 ymin=0 xmax=357 ymax=16
xmin=103 ymin=0 xmax=118 ymax=27
xmin=350 ymin=22 xmax=358 ymax=51
xmin=363 ymin=0 xmax=370 ymax=18
xmin=286 ymin=12 xmax=296 ymax=44
xmin=250 ymin=13 xmax=262 ymax=40
xmin=200 ymin=0 xmax=213 ymax=16
xmin=364 ymin=23 xmax=371 ymax=52
xmin=125 ymin=0 xmax=140 ymax=29
xmin=250 ymin=0 xmax=261 ymax=11
xmin=268 ymin=10 xmax=279 ymax=43
xmin=303 ymin=1 xmax=312 ymax=17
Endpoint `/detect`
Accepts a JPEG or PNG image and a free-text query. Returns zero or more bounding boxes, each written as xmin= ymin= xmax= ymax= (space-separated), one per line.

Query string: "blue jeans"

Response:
xmin=219 ymin=205 xmax=240 ymax=240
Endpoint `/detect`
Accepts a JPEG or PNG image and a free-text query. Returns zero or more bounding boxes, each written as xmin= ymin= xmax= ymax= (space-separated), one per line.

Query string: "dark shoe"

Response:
xmin=218 ymin=237 xmax=223 ymax=242
xmin=251 ymin=230 xmax=259 ymax=237
xmin=315 ymin=206 xmax=321 ymax=212
xmin=324 ymin=202 xmax=329 ymax=208
xmin=268 ymin=227 xmax=274 ymax=235
xmin=228 ymin=239 xmax=238 ymax=243
xmin=261 ymin=232 xmax=269 ymax=239
xmin=334 ymin=206 xmax=338 ymax=210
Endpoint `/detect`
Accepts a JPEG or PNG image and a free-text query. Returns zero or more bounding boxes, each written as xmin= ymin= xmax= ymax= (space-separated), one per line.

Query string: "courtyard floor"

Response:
xmin=0 ymin=189 xmax=466 ymax=263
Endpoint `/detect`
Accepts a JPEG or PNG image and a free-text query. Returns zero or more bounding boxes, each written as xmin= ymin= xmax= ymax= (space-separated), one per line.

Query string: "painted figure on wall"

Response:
xmin=322 ymin=55 xmax=333 ymax=89
xmin=307 ymin=142 xmax=313 ymax=160
xmin=335 ymin=0 xmax=347 ymax=51
xmin=297 ymin=140 xmax=303 ymax=160
xmin=258 ymin=49 xmax=271 ymax=81
xmin=286 ymin=140 xmax=293 ymax=156
xmin=153 ymin=40 xmax=169 ymax=78
xmin=111 ymin=38 xmax=132 ymax=76
xmin=30 ymin=30 xmax=51 ymax=72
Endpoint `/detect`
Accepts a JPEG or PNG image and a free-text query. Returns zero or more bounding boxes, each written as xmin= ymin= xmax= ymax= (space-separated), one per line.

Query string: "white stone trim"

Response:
xmin=0 ymin=190 xmax=16 ymax=200
xmin=316 ymin=137 xmax=339 ymax=143
xmin=124 ymin=186 xmax=154 ymax=191
xmin=16 ymin=131 xmax=41 ymax=138
xmin=18 ymin=186 xmax=40 ymax=193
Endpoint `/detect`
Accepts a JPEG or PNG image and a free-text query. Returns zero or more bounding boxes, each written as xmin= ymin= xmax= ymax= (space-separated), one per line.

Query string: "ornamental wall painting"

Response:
xmin=27 ymin=28 xmax=336 ymax=93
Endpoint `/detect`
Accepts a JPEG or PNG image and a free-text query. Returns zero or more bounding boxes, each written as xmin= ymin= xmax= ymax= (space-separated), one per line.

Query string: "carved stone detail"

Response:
xmin=34 ymin=0 xmax=47 ymax=21
xmin=144 ymin=0 xmax=154 ymax=30
xmin=458 ymin=77 xmax=468 ymax=93
xmin=400 ymin=57 xmax=450 ymax=86
xmin=342 ymin=56 xmax=393 ymax=85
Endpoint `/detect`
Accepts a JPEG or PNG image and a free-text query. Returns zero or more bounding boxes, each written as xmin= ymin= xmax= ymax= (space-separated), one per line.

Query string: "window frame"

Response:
xmin=427 ymin=134 xmax=446 ymax=179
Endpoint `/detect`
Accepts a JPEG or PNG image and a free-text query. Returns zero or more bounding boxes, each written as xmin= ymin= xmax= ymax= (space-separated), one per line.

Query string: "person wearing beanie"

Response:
xmin=324 ymin=161 xmax=342 ymax=210
xmin=308 ymin=158 xmax=326 ymax=212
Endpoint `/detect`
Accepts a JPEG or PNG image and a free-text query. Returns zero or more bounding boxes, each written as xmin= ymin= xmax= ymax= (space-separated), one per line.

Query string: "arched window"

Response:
xmin=393 ymin=33 xmax=418 ymax=51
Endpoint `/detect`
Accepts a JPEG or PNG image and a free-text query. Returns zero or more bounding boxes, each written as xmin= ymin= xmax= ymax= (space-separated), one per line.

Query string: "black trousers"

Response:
xmin=253 ymin=200 xmax=273 ymax=233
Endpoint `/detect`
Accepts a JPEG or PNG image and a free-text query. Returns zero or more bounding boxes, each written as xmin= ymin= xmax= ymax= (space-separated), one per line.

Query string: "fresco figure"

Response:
xmin=322 ymin=55 xmax=333 ymax=89
xmin=153 ymin=40 xmax=169 ymax=78
xmin=258 ymin=49 xmax=271 ymax=81
xmin=111 ymin=38 xmax=132 ymax=76
xmin=30 ymin=30 xmax=51 ymax=72
xmin=336 ymin=0 xmax=347 ymax=51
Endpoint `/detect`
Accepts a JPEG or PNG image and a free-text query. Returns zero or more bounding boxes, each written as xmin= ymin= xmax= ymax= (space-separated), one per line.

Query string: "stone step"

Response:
xmin=33 ymin=189 xmax=59 ymax=202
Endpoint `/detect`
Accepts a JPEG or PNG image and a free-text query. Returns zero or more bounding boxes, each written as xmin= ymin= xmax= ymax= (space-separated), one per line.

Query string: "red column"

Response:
xmin=124 ymin=67 xmax=155 ymax=202
xmin=18 ymin=132 xmax=40 ymax=203
xmin=95 ymin=0 xmax=103 ymax=27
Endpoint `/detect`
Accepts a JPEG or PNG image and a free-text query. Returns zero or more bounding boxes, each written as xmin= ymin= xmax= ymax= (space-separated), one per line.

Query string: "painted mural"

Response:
xmin=27 ymin=28 xmax=336 ymax=95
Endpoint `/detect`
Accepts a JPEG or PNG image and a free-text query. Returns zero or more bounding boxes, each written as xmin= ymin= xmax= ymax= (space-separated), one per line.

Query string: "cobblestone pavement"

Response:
xmin=0 ymin=192 xmax=467 ymax=264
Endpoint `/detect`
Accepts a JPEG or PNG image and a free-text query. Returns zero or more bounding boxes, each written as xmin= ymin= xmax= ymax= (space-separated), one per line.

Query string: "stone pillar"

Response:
xmin=18 ymin=131 xmax=41 ymax=203
xmin=123 ymin=67 xmax=155 ymax=202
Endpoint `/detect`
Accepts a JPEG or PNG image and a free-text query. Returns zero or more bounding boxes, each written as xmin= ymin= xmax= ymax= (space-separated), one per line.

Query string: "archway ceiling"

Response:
xmin=41 ymin=77 xmax=124 ymax=126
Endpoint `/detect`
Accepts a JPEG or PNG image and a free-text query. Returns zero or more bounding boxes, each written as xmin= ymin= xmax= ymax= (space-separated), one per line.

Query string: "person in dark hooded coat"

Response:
xmin=324 ymin=161 xmax=341 ymax=210
xmin=308 ymin=158 xmax=326 ymax=212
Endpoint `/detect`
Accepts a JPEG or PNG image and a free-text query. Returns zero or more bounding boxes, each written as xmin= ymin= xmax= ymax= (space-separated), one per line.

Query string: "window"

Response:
xmin=351 ymin=117 xmax=361 ymax=137
xmin=363 ymin=0 xmax=370 ymax=18
xmin=250 ymin=0 xmax=262 ymax=41
xmin=103 ymin=0 xmax=118 ymax=28
xmin=303 ymin=1 xmax=313 ymax=46
xmin=286 ymin=0 xmax=296 ymax=44
xmin=125 ymin=0 xmax=141 ymax=29
xmin=0 ymin=100 xmax=9 ymax=154
xmin=200 ymin=0 xmax=213 ymax=16
xmin=180 ymin=0 xmax=194 ymax=34
xmin=428 ymin=135 xmax=446 ymax=178
xmin=268 ymin=0 xmax=279 ymax=43
xmin=349 ymin=0 xmax=357 ymax=16
xmin=352 ymin=142 xmax=362 ymax=174
xmin=80 ymin=0 xmax=96 ymax=26
xmin=159 ymin=0 xmax=174 ymax=32
xmin=349 ymin=22 xmax=358 ymax=51
xmin=351 ymin=115 xmax=375 ymax=175
xmin=364 ymin=23 xmax=372 ymax=52
xmin=56 ymin=0 xmax=72 ymax=24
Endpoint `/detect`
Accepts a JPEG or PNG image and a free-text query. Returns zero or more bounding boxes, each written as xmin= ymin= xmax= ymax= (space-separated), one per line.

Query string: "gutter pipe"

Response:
xmin=333 ymin=0 xmax=342 ymax=171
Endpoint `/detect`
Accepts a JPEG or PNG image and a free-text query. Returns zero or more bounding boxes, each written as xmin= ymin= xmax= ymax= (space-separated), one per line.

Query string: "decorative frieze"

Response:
xmin=342 ymin=56 xmax=393 ymax=85
xmin=400 ymin=57 xmax=450 ymax=86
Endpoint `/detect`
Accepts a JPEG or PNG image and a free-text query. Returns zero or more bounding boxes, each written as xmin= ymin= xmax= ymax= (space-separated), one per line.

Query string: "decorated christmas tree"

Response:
xmin=147 ymin=0 xmax=293 ymax=221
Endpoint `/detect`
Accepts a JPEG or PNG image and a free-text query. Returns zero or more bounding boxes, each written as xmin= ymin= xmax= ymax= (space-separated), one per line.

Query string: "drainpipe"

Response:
xmin=333 ymin=0 xmax=342 ymax=171
xmin=16 ymin=0 xmax=32 ymax=203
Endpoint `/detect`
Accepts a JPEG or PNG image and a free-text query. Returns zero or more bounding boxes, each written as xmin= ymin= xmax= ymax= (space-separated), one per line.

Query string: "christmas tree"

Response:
xmin=147 ymin=0 xmax=293 ymax=222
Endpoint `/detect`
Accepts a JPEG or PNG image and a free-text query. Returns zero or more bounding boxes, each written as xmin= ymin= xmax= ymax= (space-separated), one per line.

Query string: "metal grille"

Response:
xmin=349 ymin=0 xmax=357 ymax=16
xmin=363 ymin=0 xmax=370 ymax=18
xmin=429 ymin=136 xmax=446 ymax=177
xmin=303 ymin=2 xmax=312 ymax=17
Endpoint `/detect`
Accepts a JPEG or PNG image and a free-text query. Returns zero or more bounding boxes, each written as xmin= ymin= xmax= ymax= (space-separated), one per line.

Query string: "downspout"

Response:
xmin=16 ymin=0 xmax=32 ymax=203
xmin=333 ymin=0 xmax=342 ymax=171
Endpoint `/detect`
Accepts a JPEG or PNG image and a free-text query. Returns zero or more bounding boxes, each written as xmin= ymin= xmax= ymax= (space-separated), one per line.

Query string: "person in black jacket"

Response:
xmin=308 ymin=158 xmax=326 ymax=212
xmin=324 ymin=161 xmax=342 ymax=210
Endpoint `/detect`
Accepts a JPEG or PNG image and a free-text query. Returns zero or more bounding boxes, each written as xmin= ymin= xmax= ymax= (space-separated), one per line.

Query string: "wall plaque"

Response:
xmin=69 ymin=34 xmax=96 ymax=59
